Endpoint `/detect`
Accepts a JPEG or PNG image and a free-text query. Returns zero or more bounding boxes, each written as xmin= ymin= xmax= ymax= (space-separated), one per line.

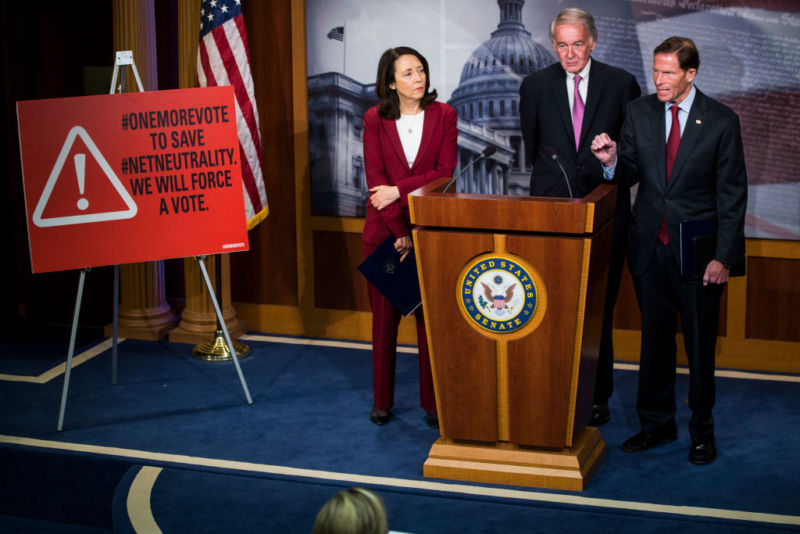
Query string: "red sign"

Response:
xmin=17 ymin=86 xmax=249 ymax=273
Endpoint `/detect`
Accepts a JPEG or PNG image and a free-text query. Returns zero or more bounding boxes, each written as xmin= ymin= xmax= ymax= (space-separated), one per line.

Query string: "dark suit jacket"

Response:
xmin=616 ymin=89 xmax=748 ymax=276
xmin=361 ymin=101 xmax=458 ymax=246
xmin=519 ymin=59 xmax=640 ymax=200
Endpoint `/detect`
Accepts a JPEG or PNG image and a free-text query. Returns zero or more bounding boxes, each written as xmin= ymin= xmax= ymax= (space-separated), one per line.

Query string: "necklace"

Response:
xmin=400 ymin=112 xmax=422 ymax=134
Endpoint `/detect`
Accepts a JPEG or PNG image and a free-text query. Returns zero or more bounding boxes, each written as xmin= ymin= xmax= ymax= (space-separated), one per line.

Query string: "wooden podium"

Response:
xmin=409 ymin=179 xmax=616 ymax=491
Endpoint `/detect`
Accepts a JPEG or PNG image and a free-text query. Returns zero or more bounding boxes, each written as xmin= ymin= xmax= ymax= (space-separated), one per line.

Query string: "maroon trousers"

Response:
xmin=364 ymin=246 xmax=436 ymax=414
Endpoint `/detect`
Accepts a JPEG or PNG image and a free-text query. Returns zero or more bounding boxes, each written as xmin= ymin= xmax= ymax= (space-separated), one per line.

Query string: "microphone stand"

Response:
xmin=442 ymin=146 xmax=497 ymax=193
xmin=545 ymin=146 xmax=573 ymax=199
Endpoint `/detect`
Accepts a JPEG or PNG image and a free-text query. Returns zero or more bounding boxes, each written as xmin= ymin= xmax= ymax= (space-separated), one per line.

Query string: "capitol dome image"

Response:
xmin=448 ymin=0 xmax=554 ymax=195
xmin=306 ymin=0 xmax=557 ymax=216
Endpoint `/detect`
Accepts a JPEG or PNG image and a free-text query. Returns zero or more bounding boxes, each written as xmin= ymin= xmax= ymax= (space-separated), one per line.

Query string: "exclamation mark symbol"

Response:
xmin=74 ymin=153 xmax=89 ymax=211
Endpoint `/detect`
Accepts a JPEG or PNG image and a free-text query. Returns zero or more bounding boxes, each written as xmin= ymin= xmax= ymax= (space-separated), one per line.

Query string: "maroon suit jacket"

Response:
xmin=362 ymin=101 xmax=458 ymax=246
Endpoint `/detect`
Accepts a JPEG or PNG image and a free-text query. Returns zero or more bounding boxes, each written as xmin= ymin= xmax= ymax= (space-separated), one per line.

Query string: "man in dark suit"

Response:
xmin=591 ymin=37 xmax=747 ymax=464
xmin=519 ymin=8 xmax=640 ymax=426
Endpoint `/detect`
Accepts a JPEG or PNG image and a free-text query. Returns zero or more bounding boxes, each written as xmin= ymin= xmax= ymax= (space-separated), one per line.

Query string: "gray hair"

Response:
xmin=549 ymin=7 xmax=598 ymax=44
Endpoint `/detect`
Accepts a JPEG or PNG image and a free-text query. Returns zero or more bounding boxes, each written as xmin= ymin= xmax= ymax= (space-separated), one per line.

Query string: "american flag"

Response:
xmin=327 ymin=26 xmax=344 ymax=42
xmin=198 ymin=0 xmax=268 ymax=229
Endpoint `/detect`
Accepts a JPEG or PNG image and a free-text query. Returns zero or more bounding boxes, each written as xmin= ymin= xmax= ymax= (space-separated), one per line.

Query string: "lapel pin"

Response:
xmin=696 ymin=119 xmax=702 ymax=124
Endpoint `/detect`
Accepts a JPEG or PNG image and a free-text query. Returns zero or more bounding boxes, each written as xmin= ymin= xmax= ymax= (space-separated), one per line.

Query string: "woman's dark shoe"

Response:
xmin=370 ymin=406 xmax=390 ymax=426
xmin=425 ymin=412 xmax=439 ymax=429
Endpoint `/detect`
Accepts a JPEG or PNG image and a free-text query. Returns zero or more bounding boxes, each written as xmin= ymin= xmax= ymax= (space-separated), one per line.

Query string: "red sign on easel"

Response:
xmin=17 ymin=86 xmax=249 ymax=273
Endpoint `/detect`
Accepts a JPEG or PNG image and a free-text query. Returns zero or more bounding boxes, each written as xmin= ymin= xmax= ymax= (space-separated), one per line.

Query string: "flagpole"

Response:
xmin=342 ymin=22 xmax=346 ymax=76
xmin=193 ymin=0 xmax=263 ymax=361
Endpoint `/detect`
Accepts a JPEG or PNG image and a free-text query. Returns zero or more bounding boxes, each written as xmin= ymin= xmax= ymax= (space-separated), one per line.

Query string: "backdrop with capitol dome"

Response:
xmin=305 ymin=0 xmax=799 ymax=242
xmin=292 ymin=0 xmax=800 ymax=374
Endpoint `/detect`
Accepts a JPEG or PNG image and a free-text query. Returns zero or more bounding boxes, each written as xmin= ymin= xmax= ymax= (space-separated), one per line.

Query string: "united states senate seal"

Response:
xmin=458 ymin=254 xmax=544 ymax=335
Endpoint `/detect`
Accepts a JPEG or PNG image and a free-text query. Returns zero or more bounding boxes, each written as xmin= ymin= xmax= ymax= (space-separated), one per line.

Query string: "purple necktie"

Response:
xmin=572 ymin=74 xmax=584 ymax=150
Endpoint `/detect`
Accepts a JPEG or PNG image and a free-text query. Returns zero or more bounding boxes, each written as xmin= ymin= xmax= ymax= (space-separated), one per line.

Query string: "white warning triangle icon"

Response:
xmin=32 ymin=125 xmax=138 ymax=228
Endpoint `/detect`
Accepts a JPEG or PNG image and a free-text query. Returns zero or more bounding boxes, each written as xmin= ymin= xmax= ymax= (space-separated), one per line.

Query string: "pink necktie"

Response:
xmin=572 ymin=75 xmax=584 ymax=150
xmin=659 ymin=105 xmax=681 ymax=245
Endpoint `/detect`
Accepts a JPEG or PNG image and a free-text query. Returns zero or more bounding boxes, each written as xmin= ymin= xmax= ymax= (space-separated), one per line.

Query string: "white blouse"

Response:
xmin=395 ymin=110 xmax=424 ymax=168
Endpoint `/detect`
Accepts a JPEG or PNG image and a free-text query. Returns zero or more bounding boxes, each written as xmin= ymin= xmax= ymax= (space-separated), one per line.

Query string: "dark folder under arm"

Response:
xmin=680 ymin=219 xmax=717 ymax=281
xmin=358 ymin=235 xmax=422 ymax=316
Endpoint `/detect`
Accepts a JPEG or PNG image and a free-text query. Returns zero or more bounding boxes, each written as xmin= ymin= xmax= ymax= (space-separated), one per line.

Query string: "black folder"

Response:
xmin=679 ymin=220 xmax=717 ymax=281
xmin=358 ymin=235 xmax=422 ymax=316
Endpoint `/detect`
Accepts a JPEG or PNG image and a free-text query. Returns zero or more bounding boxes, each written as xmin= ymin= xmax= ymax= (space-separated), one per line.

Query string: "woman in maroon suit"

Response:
xmin=362 ymin=46 xmax=458 ymax=427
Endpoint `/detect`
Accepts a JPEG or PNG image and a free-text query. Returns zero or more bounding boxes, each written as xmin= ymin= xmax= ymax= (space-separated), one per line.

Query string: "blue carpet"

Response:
xmin=1 ymin=332 xmax=798 ymax=532
xmin=112 ymin=465 xmax=797 ymax=534
xmin=0 ymin=516 xmax=109 ymax=533
xmin=0 ymin=321 xmax=104 ymax=376
xmin=0 ymin=444 xmax=129 ymax=530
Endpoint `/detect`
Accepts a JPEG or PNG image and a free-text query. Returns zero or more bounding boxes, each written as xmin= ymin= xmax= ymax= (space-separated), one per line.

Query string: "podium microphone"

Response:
xmin=544 ymin=145 xmax=573 ymax=199
xmin=442 ymin=145 xmax=497 ymax=193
